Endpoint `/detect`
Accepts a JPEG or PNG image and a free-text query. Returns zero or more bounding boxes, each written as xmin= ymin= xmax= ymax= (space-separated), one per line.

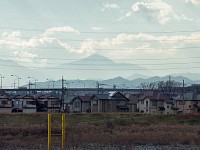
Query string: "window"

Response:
xmin=179 ymin=101 xmax=185 ymax=105
xmin=117 ymin=101 xmax=125 ymax=105
xmin=152 ymin=101 xmax=157 ymax=106
xmin=189 ymin=105 xmax=191 ymax=108
xmin=75 ymin=102 xmax=80 ymax=107
xmin=141 ymin=101 xmax=144 ymax=104
xmin=146 ymin=101 xmax=148 ymax=107
xmin=51 ymin=101 xmax=59 ymax=105
xmin=167 ymin=106 xmax=169 ymax=108
xmin=2 ymin=101 xmax=7 ymax=104
xmin=93 ymin=100 xmax=97 ymax=105
xmin=107 ymin=103 xmax=111 ymax=108
xmin=27 ymin=101 xmax=36 ymax=105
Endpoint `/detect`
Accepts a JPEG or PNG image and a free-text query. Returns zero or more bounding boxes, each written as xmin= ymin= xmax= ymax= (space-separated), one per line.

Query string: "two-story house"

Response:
xmin=138 ymin=91 xmax=175 ymax=114
xmin=69 ymin=96 xmax=92 ymax=113
xmin=91 ymin=91 xmax=130 ymax=112
xmin=125 ymin=94 xmax=139 ymax=112
xmin=175 ymin=92 xmax=200 ymax=114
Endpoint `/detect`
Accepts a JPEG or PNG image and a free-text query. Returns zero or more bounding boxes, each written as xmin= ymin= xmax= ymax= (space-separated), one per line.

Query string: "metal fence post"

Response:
xmin=62 ymin=113 xmax=66 ymax=150
xmin=48 ymin=114 xmax=52 ymax=150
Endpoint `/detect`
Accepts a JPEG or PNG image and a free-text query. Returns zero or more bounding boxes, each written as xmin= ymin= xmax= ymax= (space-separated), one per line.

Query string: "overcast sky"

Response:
xmin=1 ymin=0 xmax=200 ymax=77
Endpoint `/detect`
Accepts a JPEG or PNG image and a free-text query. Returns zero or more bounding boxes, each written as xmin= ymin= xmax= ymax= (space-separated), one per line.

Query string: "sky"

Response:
xmin=1 ymin=0 xmax=200 ymax=83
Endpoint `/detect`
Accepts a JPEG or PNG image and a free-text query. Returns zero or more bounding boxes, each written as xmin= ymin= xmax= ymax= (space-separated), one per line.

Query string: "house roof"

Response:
xmin=69 ymin=95 xmax=93 ymax=104
xmin=175 ymin=92 xmax=200 ymax=101
xmin=139 ymin=91 xmax=170 ymax=102
xmin=108 ymin=91 xmax=117 ymax=97
xmin=38 ymin=95 xmax=59 ymax=99
xmin=13 ymin=95 xmax=26 ymax=99
xmin=78 ymin=96 xmax=93 ymax=102
xmin=93 ymin=92 xmax=129 ymax=101
xmin=0 ymin=90 xmax=9 ymax=97
xmin=0 ymin=94 xmax=10 ymax=99
xmin=125 ymin=94 xmax=138 ymax=104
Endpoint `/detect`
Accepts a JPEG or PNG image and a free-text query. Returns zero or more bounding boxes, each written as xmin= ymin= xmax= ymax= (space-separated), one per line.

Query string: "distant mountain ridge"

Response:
xmin=29 ymin=75 xmax=197 ymax=89
xmin=57 ymin=54 xmax=150 ymax=80
xmin=1 ymin=54 xmax=200 ymax=89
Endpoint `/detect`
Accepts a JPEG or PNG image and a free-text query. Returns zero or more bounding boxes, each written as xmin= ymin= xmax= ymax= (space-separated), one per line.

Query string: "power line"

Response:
xmin=27 ymin=62 xmax=200 ymax=66
xmin=0 ymin=63 xmax=200 ymax=71
xmin=1 ymin=54 xmax=200 ymax=61
xmin=1 ymin=46 xmax=199 ymax=51
xmin=2 ymin=57 xmax=200 ymax=66
xmin=1 ymin=26 xmax=200 ymax=34
xmin=1 ymin=36 xmax=200 ymax=43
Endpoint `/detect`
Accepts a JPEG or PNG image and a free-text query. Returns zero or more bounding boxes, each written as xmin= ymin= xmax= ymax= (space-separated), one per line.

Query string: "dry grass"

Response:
xmin=1 ymin=113 xmax=200 ymax=149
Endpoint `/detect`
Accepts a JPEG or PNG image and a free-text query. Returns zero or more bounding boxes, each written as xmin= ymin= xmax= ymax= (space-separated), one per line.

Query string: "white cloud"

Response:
xmin=131 ymin=0 xmax=177 ymax=25
xmin=90 ymin=32 xmax=200 ymax=58
xmin=39 ymin=59 xmax=48 ymax=66
xmin=126 ymin=12 xmax=132 ymax=17
xmin=118 ymin=0 xmax=198 ymax=23
xmin=10 ymin=50 xmax=38 ymax=63
xmin=10 ymin=50 xmax=48 ymax=67
xmin=43 ymin=26 xmax=80 ymax=36
xmin=92 ymin=27 xmax=102 ymax=31
xmin=0 ymin=31 xmax=56 ymax=49
xmin=183 ymin=0 xmax=200 ymax=5
xmin=101 ymin=3 xmax=120 ymax=11
xmin=58 ymin=39 xmax=97 ymax=55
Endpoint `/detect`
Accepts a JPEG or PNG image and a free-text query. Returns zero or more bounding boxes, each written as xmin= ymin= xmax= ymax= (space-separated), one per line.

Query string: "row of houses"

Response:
xmin=68 ymin=91 xmax=176 ymax=114
xmin=1 ymin=91 xmax=200 ymax=114
xmin=0 ymin=94 xmax=60 ymax=113
xmin=68 ymin=91 xmax=200 ymax=115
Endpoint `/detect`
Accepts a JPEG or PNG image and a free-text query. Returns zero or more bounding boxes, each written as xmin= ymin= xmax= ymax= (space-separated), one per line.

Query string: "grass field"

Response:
xmin=1 ymin=113 xmax=200 ymax=149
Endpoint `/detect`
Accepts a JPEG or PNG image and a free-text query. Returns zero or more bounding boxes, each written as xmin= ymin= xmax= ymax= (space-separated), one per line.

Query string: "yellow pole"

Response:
xmin=62 ymin=113 xmax=66 ymax=150
xmin=48 ymin=114 xmax=52 ymax=150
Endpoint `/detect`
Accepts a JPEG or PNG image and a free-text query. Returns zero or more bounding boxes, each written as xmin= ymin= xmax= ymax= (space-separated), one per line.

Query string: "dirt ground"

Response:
xmin=1 ymin=113 xmax=200 ymax=149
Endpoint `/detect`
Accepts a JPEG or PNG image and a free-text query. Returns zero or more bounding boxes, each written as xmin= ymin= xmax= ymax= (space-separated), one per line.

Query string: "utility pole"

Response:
xmin=97 ymin=81 xmax=100 ymax=94
xmin=182 ymin=79 xmax=185 ymax=113
xmin=168 ymin=75 xmax=171 ymax=97
xmin=29 ymin=80 xmax=31 ymax=95
xmin=0 ymin=74 xmax=4 ymax=89
xmin=61 ymin=76 xmax=65 ymax=111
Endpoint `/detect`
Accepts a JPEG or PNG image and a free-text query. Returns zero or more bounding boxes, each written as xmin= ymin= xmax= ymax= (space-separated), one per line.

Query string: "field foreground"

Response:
xmin=1 ymin=113 xmax=200 ymax=149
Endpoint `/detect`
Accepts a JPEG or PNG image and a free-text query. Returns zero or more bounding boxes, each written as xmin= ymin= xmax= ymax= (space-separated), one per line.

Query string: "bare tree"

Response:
xmin=157 ymin=80 xmax=182 ymax=97
xmin=139 ymin=82 xmax=157 ymax=93
xmin=139 ymin=80 xmax=182 ymax=97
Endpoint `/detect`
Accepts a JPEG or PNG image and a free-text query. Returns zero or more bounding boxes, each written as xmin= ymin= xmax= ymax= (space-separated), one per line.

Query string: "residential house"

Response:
xmin=37 ymin=95 xmax=61 ymax=112
xmin=138 ymin=91 xmax=175 ymax=114
xmin=69 ymin=96 xmax=92 ymax=113
xmin=125 ymin=94 xmax=139 ymax=112
xmin=91 ymin=91 xmax=130 ymax=112
xmin=175 ymin=92 xmax=200 ymax=114
xmin=0 ymin=94 xmax=12 ymax=113
xmin=22 ymin=95 xmax=37 ymax=113
xmin=12 ymin=95 xmax=24 ymax=112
